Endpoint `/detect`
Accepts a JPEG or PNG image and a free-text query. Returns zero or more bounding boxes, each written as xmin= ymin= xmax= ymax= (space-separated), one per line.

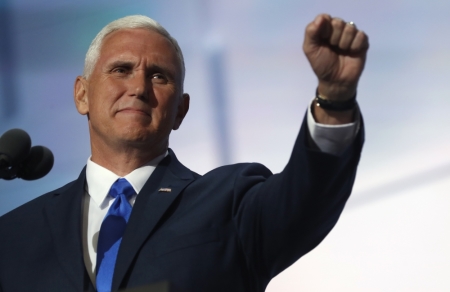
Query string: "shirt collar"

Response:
xmin=85 ymin=151 xmax=167 ymax=207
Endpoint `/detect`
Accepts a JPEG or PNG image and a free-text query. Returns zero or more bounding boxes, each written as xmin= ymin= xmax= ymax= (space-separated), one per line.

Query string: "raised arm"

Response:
xmin=233 ymin=14 xmax=368 ymax=282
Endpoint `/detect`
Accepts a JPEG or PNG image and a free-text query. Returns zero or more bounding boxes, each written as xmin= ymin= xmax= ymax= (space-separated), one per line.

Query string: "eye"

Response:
xmin=111 ymin=67 xmax=130 ymax=75
xmin=151 ymin=73 xmax=168 ymax=84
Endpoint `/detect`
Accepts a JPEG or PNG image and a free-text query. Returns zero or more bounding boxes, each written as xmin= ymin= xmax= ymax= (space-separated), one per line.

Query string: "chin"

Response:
xmin=121 ymin=129 xmax=152 ymax=143
xmin=114 ymin=123 xmax=170 ymax=148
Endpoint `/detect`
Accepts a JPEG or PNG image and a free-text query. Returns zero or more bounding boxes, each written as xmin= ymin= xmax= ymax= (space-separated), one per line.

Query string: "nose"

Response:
xmin=128 ymin=70 xmax=152 ymax=101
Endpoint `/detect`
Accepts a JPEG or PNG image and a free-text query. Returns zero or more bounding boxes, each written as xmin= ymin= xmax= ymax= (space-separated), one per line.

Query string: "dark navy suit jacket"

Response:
xmin=0 ymin=117 xmax=364 ymax=292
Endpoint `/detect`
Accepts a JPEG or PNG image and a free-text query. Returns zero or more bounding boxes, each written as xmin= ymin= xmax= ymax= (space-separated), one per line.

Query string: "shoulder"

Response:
xmin=166 ymin=149 xmax=272 ymax=182
xmin=204 ymin=162 xmax=272 ymax=179
xmin=0 ymin=179 xmax=76 ymax=225
xmin=190 ymin=162 xmax=274 ymax=194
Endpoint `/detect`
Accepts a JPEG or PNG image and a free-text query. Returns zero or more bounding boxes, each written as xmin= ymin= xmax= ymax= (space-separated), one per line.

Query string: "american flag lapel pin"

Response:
xmin=158 ymin=187 xmax=172 ymax=193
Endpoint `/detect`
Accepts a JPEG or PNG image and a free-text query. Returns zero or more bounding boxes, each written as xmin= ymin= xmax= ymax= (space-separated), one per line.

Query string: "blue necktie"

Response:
xmin=96 ymin=178 xmax=135 ymax=292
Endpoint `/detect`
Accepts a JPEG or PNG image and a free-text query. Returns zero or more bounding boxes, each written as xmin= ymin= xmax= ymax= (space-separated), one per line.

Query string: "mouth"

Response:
xmin=118 ymin=107 xmax=150 ymax=116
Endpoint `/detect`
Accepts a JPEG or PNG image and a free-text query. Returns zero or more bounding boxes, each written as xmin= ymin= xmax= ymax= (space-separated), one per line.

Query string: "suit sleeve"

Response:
xmin=231 ymin=113 xmax=364 ymax=280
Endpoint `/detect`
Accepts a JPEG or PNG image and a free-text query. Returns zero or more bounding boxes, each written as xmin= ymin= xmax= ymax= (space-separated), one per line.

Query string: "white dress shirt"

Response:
xmin=82 ymin=152 xmax=167 ymax=286
xmin=82 ymin=101 xmax=360 ymax=285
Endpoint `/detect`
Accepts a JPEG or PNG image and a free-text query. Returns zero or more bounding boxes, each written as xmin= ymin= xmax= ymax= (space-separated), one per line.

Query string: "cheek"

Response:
xmin=89 ymin=81 xmax=125 ymax=115
xmin=153 ymin=88 xmax=180 ymax=114
xmin=161 ymin=99 xmax=180 ymax=121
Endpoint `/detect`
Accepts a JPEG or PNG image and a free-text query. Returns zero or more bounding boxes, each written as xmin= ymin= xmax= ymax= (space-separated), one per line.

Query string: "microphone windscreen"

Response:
xmin=0 ymin=129 xmax=31 ymax=167
xmin=18 ymin=146 xmax=54 ymax=180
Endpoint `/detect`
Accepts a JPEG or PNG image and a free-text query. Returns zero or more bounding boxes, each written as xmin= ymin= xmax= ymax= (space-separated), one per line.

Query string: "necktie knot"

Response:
xmin=109 ymin=178 xmax=135 ymax=200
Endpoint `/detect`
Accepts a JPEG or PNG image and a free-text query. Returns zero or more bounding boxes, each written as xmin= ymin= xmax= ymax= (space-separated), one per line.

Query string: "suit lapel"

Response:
xmin=44 ymin=168 xmax=87 ymax=291
xmin=112 ymin=150 xmax=195 ymax=290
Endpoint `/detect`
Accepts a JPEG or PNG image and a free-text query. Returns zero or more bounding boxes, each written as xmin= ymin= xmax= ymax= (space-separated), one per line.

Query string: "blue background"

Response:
xmin=1 ymin=0 xmax=449 ymax=290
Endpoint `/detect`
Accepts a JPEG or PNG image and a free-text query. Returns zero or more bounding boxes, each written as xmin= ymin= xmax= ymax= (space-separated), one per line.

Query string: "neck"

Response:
xmin=90 ymin=140 xmax=167 ymax=177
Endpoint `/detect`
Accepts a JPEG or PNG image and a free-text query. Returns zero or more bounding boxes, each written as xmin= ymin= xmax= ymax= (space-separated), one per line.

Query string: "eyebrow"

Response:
xmin=106 ymin=60 xmax=134 ymax=70
xmin=106 ymin=61 xmax=175 ymax=78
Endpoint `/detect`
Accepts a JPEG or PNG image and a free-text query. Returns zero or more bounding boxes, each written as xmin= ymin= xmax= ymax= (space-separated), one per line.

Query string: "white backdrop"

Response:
xmin=0 ymin=1 xmax=449 ymax=291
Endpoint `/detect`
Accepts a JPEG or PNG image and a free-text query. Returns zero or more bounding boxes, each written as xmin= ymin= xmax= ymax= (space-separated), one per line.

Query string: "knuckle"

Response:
xmin=331 ymin=18 xmax=345 ymax=26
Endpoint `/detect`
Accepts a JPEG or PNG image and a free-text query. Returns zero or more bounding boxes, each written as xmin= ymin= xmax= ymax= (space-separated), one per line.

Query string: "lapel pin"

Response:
xmin=158 ymin=188 xmax=172 ymax=193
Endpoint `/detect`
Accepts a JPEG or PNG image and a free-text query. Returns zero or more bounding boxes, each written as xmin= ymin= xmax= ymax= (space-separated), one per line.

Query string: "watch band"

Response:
xmin=315 ymin=89 xmax=357 ymax=111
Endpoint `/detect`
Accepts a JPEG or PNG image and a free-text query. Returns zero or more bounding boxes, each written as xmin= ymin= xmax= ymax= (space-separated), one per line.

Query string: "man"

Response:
xmin=0 ymin=13 xmax=367 ymax=292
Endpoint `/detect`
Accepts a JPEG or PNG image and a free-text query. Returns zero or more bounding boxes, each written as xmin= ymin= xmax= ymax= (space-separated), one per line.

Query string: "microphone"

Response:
xmin=0 ymin=129 xmax=31 ymax=170
xmin=0 ymin=129 xmax=54 ymax=180
xmin=17 ymin=146 xmax=54 ymax=180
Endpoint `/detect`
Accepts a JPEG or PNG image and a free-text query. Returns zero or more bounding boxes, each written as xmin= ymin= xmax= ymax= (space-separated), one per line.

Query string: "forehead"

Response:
xmin=97 ymin=28 xmax=180 ymax=69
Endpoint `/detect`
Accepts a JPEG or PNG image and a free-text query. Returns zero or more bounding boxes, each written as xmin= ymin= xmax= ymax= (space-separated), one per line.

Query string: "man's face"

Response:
xmin=74 ymin=28 xmax=189 ymax=155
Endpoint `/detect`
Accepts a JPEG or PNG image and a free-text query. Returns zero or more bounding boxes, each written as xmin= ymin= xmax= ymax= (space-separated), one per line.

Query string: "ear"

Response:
xmin=173 ymin=93 xmax=190 ymax=130
xmin=74 ymin=76 xmax=89 ymax=115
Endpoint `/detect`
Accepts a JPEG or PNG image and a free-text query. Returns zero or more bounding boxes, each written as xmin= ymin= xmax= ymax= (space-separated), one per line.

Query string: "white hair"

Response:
xmin=82 ymin=15 xmax=185 ymax=83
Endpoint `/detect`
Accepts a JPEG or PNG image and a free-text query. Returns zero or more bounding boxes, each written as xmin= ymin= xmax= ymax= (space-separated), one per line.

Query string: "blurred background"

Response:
xmin=1 ymin=0 xmax=449 ymax=291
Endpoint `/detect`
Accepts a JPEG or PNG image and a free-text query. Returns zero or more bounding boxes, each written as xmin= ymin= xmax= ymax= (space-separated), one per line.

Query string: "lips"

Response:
xmin=118 ymin=107 xmax=150 ymax=116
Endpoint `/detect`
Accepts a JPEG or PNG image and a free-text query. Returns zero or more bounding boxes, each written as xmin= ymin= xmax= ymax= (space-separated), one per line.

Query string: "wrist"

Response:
xmin=317 ymin=81 xmax=357 ymax=101
xmin=312 ymin=100 xmax=356 ymax=125
xmin=315 ymin=88 xmax=357 ymax=112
